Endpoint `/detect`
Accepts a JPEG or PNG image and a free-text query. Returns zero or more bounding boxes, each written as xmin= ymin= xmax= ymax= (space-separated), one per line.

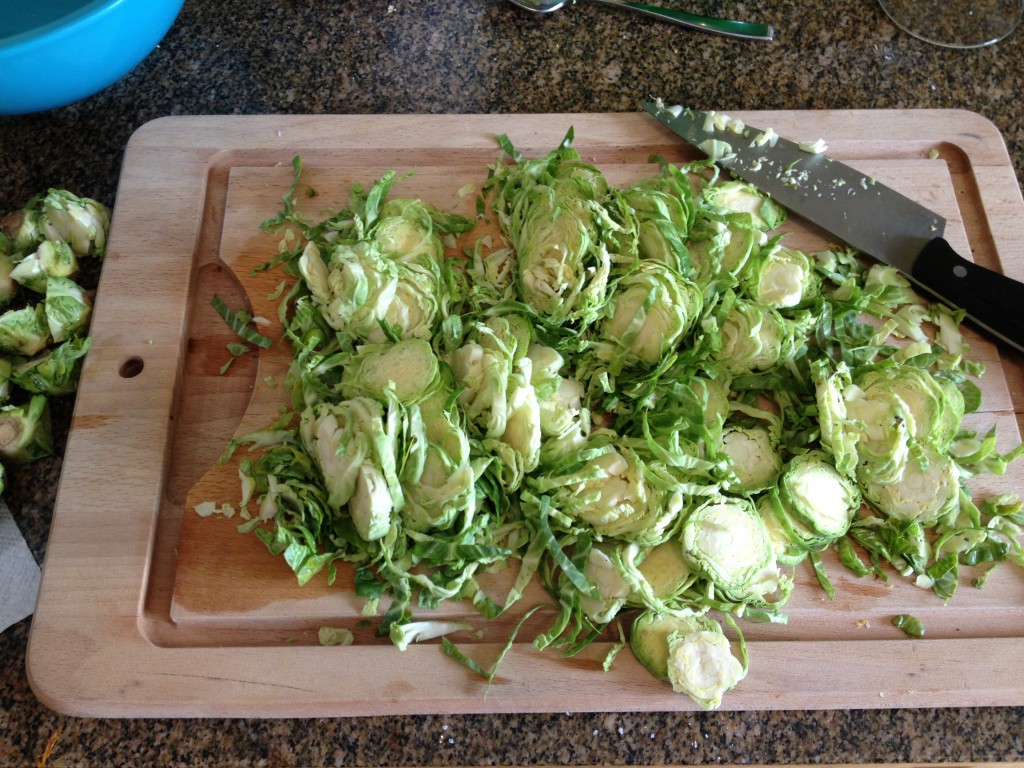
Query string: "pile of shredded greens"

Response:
xmin=210 ymin=130 xmax=1024 ymax=710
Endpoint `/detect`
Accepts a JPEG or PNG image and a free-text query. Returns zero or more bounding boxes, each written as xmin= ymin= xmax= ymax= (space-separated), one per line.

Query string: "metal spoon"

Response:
xmin=507 ymin=0 xmax=774 ymax=41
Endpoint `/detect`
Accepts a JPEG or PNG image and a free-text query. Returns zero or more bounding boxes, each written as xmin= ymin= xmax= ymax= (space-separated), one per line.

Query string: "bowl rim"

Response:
xmin=0 ymin=0 xmax=127 ymax=53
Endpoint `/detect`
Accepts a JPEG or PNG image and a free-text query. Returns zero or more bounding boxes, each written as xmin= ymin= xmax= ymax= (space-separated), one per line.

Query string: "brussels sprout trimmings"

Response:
xmin=0 ymin=395 xmax=53 ymax=464
xmin=213 ymin=133 xmax=1024 ymax=712
xmin=0 ymin=189 xmax=106 ymax=494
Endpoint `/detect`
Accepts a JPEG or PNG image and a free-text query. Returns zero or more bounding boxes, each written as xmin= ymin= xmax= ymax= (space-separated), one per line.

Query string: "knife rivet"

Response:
xmin=953 ymin=265 xmax=968 ymax=278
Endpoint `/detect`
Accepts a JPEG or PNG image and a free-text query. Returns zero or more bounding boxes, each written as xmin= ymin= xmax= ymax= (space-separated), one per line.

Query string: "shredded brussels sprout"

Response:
xmin=210 ymin=130 xmax=1024 ymax=710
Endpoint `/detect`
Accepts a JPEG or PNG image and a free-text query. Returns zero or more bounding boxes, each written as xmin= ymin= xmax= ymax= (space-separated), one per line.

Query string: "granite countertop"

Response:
xmin=3 ymin=0 xmax=1024 ymax=765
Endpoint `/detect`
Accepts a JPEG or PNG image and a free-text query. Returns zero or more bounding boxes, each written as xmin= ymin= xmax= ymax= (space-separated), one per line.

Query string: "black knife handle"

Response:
xmin=911 ymin=237 xmax=1024 ymax=354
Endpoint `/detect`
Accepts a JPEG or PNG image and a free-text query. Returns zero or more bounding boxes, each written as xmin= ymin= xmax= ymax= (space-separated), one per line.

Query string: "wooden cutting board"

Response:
xmin=26 ymin=111 xmax=1024 ymax=718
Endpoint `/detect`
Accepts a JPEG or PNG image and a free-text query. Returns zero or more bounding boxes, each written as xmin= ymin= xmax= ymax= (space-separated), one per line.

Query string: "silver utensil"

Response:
xmin=506 ymin=0 xmax=774 ymax=41
xmin=641 ymin=100 xmax=1024 ymax=352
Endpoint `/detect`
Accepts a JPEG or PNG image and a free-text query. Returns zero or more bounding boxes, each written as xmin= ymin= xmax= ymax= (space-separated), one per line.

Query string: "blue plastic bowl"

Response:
xmin=0 ymin=0 xmax=185 ymax=115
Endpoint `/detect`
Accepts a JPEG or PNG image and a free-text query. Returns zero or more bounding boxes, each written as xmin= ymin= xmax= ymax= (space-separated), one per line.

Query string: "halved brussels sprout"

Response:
xmin=686 ymin=213 xmax=761 ymax=286
xmin=527 ymin=344 xmax=588 ymax=449
xmin=449 ymin=315 xmax=528 ymax=439
xmin=666 ymin=622 xmax=746 ymax=710
xmin=298 ymin=396 xmax=402 ymax=541
xmin=861 ymin=443 xmax=959 ymax=526
xmin=837 ymin=363 xmax=966 ymax=489
xmin=578 ymin=545 xmax=632 ymax=624
xmin=400 ymin=389 xmax=477 ymax=532
xmin=617 ymin=170 xmax=694 ymax=271
xmin=713 ymin=296 xmax=796 ymax=374
xmin=720 ymin=424 xmax=782 ymax=494
xmin=11 ymin=336 xmax=91 ymax=396
xmin=743 ymin=243 xmax=820 ymax=309
xmin=855 ymin=364 xmax=964 ymax=454
xmin=776 ymin=450 xmax=860 ymax=540
xmin=1 ymin=204 xmax=43 ymax=254
xmin=599 ymin=262 xmax=703 ymax=368
xmin=630 ymin=608 xmax=710 ymax=680
xmin=510 ymin=183 xmax=614 ymax=325
xmin=685 ymin=218 xmax=728 ymax=285
xmin=373 ymin=198 xmax=446 ymax=268
xmin=338 ymin=338 xmax=441 ymax=405
xmin=843 ymin=381 xmax=912 ymax=485
xmin=488 ymin=145 xmax=621 ymax=327
xmin=531 ymin=444 xmax=683 ymax=545
xmin=493 ymin=356 xmax=542 ymax=481
xmin=631 ymin=609 xmax=746 ymax=709
xmin=635 ymin=539 xmax=693 ymax=601
xmin=682 ymin=494 xmax=775 ymax=600
xmin=701 ymin=180 xmax=786 ymax=231
xmin=299 ymin=239 xmax=443 ymax=343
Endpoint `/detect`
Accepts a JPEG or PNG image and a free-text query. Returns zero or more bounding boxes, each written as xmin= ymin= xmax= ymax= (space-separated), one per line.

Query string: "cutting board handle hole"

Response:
xmin=119 ymin=356 xmax=145 ymax=379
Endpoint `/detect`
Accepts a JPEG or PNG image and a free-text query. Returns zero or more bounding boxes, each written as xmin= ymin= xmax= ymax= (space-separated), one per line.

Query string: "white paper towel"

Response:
xmin=0 ymin=497 xmax=41 ymax=633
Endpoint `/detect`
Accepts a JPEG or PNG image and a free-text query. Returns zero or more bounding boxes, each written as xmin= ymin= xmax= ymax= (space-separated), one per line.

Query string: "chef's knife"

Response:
xmin=640 ymin=100 xmax=1024 ymax=354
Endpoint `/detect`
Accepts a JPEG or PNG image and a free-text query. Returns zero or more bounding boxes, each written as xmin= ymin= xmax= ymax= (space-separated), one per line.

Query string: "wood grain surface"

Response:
xmin=26 ymin=110 xmax=1024 ymax=717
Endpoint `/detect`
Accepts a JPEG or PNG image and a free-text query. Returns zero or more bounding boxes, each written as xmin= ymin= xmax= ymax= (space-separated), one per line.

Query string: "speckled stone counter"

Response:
xmin=3 ymin=0 xmax=1024 ymax=765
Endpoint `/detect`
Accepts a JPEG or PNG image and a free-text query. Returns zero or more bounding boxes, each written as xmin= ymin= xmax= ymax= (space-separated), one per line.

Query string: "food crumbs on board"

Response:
xmin=193 ymin=500 xmax=217 ymax=517
xmin=193 ymin=501 xmax=236 ymax=518
xmin=928 ymin=148 xmax=941 ymax=160
xmin=798 ymin=138 xmax=828 ymax=154
xmin=36 ymin=729 xmax=60 ymax=768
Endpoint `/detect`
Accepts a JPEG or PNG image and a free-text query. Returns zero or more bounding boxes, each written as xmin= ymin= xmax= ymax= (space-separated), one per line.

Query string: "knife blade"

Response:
xmin=640 ymin=100 xmax=1024 ymax=354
